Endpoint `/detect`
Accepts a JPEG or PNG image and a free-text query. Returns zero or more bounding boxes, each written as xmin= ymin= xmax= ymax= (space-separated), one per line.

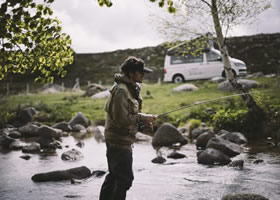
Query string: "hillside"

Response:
xmin=0 ymin=33 xmax=280 ymax=92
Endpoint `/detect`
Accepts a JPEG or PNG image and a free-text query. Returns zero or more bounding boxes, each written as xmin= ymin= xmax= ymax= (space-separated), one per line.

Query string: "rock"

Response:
xmin=72 ymin=124 xmax=87 ymax=132
xmin=61 ymin=149 xmax=84 ymax=161
xmin=69 ymin=112 xmax=89 ymax=128
xmin=20 ymin=155 xmax=31 ymax=160
xmin=31 ymin=166 xmax=91 ymax=182
xmin=38 ymin=125 xmax=62 ymax=139
xmin=85 ymin=83 xmax=106 ymax=97
xmin=177 ymin=127 xmax=187 ymax=134
xmin=228 ymin=160 xmax=244 ymax=169
xmin=191 ymin=127 xmax=209 ymax=139
xmin=218 ymin=79 xmax=260 ymax=92
xmin=173 ymin=84 xmax=199 ymax=92
xmin=76 ymin=141 xmax=85 ymax=148
xmin=36 ymin=136 xmax=55 ymax=149
xmin=135 ymin=132 xmax=152 ymax=142
xmin=205 ymin=107 xmax=216 ymax=115
xmin=18 ymin=123 xmax=40 ymax=137
xmin=22 ymin=143 xmax=41 ymax=153
xmin=246 ymin=72 xmax=264 ymax=78
xmin=196 ymin=131 xmax=215 ymax=149
xmin=221 ymin=193 xmax=269 ymax=200
xmin=52 ymin=122 xmax=72 ymax=132
xmin=206 ymin=137 xmax=243 ymax=157
xmin=91 ymin=90 xmax=110 ymax=99
xmin=152 ymin=123 xmax=188 ymax=148
xmin=264 ymin=73 xmax=276 ymax=78
xmin=167 ymin=151 xmax=186 ymax=159
xmin=0 ymin=134 xmax=16 ymax=149
xmin=210 ymin=76 xmax=225 ymax=83
xmin=220 ymin=132 xmax=247 ymax=144
xmin=93 ymin=126 xmax=105 ymax=142
xmin=151 ymin=156 xmax=166 ymax=164
xmin=15 ymin=107 xmax=37 ymax=126
xmin=9 ymin=140 xmax=24 ymax=150
xmin=197 ymin=148 xmax=231 ymax=165
xmin=8 ymin=130 xmax=22 ymax=139
xmin=253 ymin=159 xmax=264 ymax=164
xmin=217 ymin=129 xmax=230 ymax=135
xmin=92 ymin=170 xmax=106 ymax=178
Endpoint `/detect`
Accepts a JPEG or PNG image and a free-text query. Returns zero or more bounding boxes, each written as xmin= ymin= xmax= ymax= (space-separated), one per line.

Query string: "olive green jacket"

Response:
xmin=104 ymin=74 xmax=142 ymax=146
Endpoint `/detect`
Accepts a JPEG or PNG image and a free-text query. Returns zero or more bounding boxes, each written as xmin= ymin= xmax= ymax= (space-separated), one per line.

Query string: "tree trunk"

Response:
xmin=210 ymin=0 xmax=263 ymax=114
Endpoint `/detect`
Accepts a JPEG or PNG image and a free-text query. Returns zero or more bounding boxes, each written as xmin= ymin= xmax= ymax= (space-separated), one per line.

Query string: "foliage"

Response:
xmin=0 ymin=0 xmax=74 ymax=83
xmin=97 ymin=0 xmax=176 ymax=13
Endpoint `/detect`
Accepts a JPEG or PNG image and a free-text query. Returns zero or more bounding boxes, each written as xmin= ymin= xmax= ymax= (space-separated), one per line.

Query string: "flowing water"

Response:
xmin=0 ymin=135 xmax=280 ymax=200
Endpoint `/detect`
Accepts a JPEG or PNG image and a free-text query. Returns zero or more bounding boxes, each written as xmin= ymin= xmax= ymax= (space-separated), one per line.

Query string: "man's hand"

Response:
xmin=139 ymin=113 xmax=157 ymax=122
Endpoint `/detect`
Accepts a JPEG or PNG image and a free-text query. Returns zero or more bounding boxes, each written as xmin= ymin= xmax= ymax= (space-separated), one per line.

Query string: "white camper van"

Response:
xmin=163 ymin=47 xmax=247 ymax=83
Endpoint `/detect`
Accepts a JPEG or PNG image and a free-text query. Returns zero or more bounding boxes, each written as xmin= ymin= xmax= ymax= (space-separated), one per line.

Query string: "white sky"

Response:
xmin=50 ymin=0 xmax=280 ymax=53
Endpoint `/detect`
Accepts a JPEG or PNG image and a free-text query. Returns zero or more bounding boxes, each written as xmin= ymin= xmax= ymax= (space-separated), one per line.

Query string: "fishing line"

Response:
xmin=157 ymin=90 xmax=280 ymax=117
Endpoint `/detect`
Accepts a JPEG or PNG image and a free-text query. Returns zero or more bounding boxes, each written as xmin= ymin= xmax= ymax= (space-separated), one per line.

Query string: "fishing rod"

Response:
xmin=157 ymin=90 xmax=279 ymax=117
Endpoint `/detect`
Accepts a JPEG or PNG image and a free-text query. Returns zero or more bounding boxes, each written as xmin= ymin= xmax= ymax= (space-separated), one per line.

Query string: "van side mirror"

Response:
xmin=203 ymin=48 xmax=210 ymax=53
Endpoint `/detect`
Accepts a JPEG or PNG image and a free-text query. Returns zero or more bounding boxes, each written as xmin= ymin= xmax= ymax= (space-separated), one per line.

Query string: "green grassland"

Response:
xmin=1 ymin=77 xmax=280 ymax=137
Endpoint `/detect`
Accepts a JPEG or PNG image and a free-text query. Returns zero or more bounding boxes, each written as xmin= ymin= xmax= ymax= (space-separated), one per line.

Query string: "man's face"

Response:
xmin=130 ymin=71 xmax=144 ymax=83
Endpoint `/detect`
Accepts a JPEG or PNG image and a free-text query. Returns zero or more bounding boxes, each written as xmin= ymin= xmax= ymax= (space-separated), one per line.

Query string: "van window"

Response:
xmin=206 ymin=51 xmax=221 ymax=62
xmin=170 ymin=54 xmax=203 ymax=65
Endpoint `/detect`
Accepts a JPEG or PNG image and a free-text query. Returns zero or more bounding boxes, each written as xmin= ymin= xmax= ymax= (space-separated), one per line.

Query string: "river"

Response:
xmin=0 ymin=135 xmax=279 ymax=200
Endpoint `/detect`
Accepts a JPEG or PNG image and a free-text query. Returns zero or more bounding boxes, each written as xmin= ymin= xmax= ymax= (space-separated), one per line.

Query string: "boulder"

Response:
xmin=72 ymin=124 xmax=87 ymax=132
xmin=15 ymin=107 xmax=37 ymax=126
xmin=91 ymin=90 xmax=110 ymax=99
xmin=206 ymin=137 xmax=243 ymax=157
xmin=151 ymin=156 xmax=166 ymax=164
xmin=220 ymin=132 xmax=247 ymax=144
xmin=152 ymin=123 xmax=188 ymax=148
xmin=167 ymin=151 xmax=186 ymax=159
xmin=31 ymin=166 xmax=91 ymax=182
xmin=177 ymin=127 xmax=187 ymax=134
xmin=20 ymin=155 xmax=31 ymax=160
xmin=221 ymin=193 xmax=269 ymax=200
xmin=93 ymin=126 xmax=105 ymax=142
xmin=9 ymin=140 xmax=24 ymax=150
xmin=218 ymin=79 xmax=260 ymax=92
xmin=22 ymin=143 xmax=41 ymax=153
xmin=38 ymin=125 xmax=62 ymax=139
xmin=18 ymin=123 xmax=39 ymax=137
xmin=8 ymin=130 xmax=22 ymax=139
xmin=36 ymin=136 xmax=55 ymax=149
xmin=61 ymin=149 xmax=84 ymax=161
xmin=52 ymin=122 xmax=73 ymax=132
xmin=228 ymin=160 xmax=244 ymax=169
xmin=191 ymin=127 xmax=209 ymax=139
xmin=0 ymin=134 xmax=16 ymax=149
xmin=85 ymin=83 xmax=106 ymax=97
xmin=197 ymin=148 xmax=231 ymax=165
xmin=210 ymin=76 xmax=225 ymax=83
xmin=196 ymin=131 xmax=215 ymax=149
xmin=76 ymin=141 xmax=85 ymax=148
xmin=69 ymin=112 xmax=89 ymax=128
xmin=173 ymin=84 xmax=199 ymax=92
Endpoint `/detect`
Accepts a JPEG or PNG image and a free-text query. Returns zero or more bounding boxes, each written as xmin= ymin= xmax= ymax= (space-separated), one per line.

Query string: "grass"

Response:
xmin=0 ymin=77 xmax=280 ymax=130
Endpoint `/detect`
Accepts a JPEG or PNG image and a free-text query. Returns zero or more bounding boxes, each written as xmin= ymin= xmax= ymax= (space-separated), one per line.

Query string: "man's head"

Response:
xmin=121 ymin=56 xmax=153 ymax=78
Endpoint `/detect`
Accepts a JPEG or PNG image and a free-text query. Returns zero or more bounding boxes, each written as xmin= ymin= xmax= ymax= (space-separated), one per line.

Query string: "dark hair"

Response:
xmin=120 ymin=56 xmax=145 ymax=76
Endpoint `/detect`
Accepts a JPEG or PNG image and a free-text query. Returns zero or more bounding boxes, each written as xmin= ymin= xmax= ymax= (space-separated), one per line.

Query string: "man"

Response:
xmin=99 ymin=56 xmax=157 ymax=200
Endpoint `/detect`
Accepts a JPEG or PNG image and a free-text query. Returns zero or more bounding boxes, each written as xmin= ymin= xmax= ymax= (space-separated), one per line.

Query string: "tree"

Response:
xmin=152 ymin=0 xmax=271 ymax=113
xmin=0 ymin=0 xmax=74 ymax=83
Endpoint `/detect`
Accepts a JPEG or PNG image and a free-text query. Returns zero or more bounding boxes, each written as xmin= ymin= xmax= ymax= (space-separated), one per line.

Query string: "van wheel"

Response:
xmin=222 ymin=70 xmax=236 ymax=78
xmin=173 ymin=75 xmax=184 ymax=83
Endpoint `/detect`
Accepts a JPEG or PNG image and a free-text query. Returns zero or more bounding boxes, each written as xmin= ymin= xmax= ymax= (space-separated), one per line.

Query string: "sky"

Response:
xmin=50 ymin=0 xmax=280 ymax=53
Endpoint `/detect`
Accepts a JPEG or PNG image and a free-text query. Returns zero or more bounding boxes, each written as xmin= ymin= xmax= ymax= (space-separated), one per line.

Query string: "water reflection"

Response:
xmin=0 ymin=136 xmax=279 ymax=200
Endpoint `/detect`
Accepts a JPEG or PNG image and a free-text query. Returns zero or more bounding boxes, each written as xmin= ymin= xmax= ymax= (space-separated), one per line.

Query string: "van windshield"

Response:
xmin=171 ymin=54 xmax=203 ymax=65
